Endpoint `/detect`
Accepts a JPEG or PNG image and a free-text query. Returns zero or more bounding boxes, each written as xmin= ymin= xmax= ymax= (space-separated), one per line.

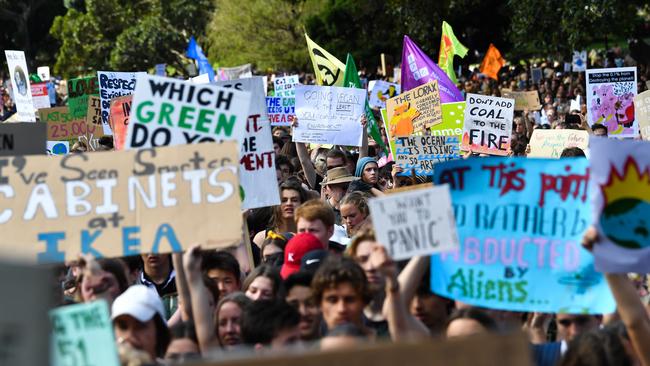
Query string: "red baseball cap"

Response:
xmin=280 ymin=232 xmax=323 ymax=279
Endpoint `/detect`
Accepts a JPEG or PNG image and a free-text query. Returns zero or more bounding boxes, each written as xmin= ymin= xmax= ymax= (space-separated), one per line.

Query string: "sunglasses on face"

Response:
xmin=557 ymin=316 xmax=592 ymax=327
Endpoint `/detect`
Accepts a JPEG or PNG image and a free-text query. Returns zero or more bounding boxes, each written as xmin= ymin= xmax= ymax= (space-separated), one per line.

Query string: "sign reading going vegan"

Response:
xmin=125 ymin=74 xmax=251 ymax=149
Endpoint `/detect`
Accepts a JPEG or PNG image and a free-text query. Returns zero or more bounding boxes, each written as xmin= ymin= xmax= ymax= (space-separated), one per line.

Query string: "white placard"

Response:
xmin=369 ymin=80 xmax=401 ymax=109
xmin=274 ymin=75 xmax=299 ymax=97
xmin=4 ymin=50 xmax=35 ymax=121
xmin=98 ymin=71 xmax=146 ymax=134
xmin=460 ymin=93 xmax=514 ymax=156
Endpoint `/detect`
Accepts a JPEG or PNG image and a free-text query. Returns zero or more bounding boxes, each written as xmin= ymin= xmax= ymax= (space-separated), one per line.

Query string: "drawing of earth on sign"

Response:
xmin=599 ymin=158 xmax=650 ymax=249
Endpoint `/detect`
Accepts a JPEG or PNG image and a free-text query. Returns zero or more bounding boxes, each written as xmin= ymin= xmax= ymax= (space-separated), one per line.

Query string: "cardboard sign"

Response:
xmin=0 ymin=122 xmax=46 ymax=156
xmin=369 ymin=80 xmax=401 ymax=109
xmin=98 ymin=71 xmax=145 ymax=135
xmin=4 ymin=50 xmax=36 ymax=121
xmin=47 ymin=141 xmax=70 ymax=155
xmin=31 ymin=82 xmax=50 ymax=110
xmin=38 ymin=107 xmax=88 ymax=141
xmin=126 ymin=74 xmax=252 ymax=149
xmin=50 ymin=301 xmax=119 ymax=366
xmin=528 ymin=129 xmax=589 ymax=158
xmin=368 ymin=185 xmax=459 ymax=261
xmin=37 ymin=66 xmax=51 ymax=81
xmin=590 ymin=138 xmax=650 ymax=273
xmin=431 ymin=158 xmax=615 ymax=313
xmin=500 ymin=90 xmax=542 ymax=111
xmin=634 ymin=90 xmax=650 ymax=141
xmin=266 ymin=97 xmax=295 ymax=126
xmin=461 ymin=93 xmax=514 ymax=156
xmin=85 ymin=96 xmax=105 ymax=139
xmin=274 ymin=75 xmax=299 ymax=97
xmin=293 ymin=85 xmax=366 ymax=146
xmin=386 ymin=81 xmax=442 ymax=136
xmin=0 ymin=142 xmax=242 ymax=263
xmin=394 ymin=135 xmax=460 ymax=176
xmin=67 ymin=76 xmax=99 ymax=119
xmin=586 ymin=67 xmax=637 ymax=138
xmin=110 ymin=95 xmax=132 ymax=150
xmin=0 ymin=261 xmax=52 ymax=365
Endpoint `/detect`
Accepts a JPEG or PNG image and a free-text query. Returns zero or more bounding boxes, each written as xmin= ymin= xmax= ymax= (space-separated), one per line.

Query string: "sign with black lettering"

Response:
xmin=0 ymin=122 xmax=46 ymax=156
xmin=98 ymin=71 xmax=145 ymax=135
xmin=461 ymin=93 xmax=514 ymax=156
xmin=395 ymin=135 xmax=460 ymax=176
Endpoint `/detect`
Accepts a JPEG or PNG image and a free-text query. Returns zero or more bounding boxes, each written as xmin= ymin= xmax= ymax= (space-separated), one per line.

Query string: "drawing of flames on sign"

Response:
xmin=600 ymin=157 xmax=650 ymax=249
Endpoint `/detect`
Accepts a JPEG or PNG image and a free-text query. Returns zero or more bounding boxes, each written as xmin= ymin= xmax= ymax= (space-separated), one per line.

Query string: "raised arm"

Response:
xmin=171 ymin=252 xmax=192 ymax=323
xmin=359 ymin=114 xmax=369 ymax=159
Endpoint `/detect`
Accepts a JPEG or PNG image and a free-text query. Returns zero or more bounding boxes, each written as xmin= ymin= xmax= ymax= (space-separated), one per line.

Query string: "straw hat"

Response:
xmin=321 ymin=167 xmax=358 ymax=186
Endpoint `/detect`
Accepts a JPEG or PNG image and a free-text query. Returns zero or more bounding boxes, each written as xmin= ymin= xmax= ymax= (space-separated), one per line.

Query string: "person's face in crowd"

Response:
xmin=281 ymin=189 xmax=301 ymax=220
xmin=296 ymin=218 xmax=332 ymax=248
xmin=361 ymin=162 xmax=379 ymax=185
xmin=326 ymin=156 xmax=345 ymax=170
xmin=273 ymin=142 xmax=282 ymax=155
xmin=353 ymin=240 xmax=384 ymax=292
xmin=206 ymin=269 xmax=240 ymax=298
xmin=286 ymin=285 xmax=321 ymax=340
xmin=514 ymin=117 xmax=525 ymax=135
xmin=165 ymin=338 xmax=200 ymax=362
xmin=141 ymin=254 xmax=169 ymax=273
xmin=556 ymin=314 xmax=600 ymax=342
xmin=446 ymin=318 xmax=489 ymax=338
xmin=320 ymin=282 xmax=365 ymax=329
xmin=340 ymin=203 xmax=367 ymax=237
xmin=114 ymin=315 xmax=158 ymax=360
xmin=277 ymin=163 xmax=292 ymax=182
xmin=262 ymin=243 xmax=283 ymax=264
xmin=245 ymin=275 xmax=275 ymax=301
xmin=410 ymin=293 xmax=450 ymax=333
xmin=325 ymin=183 xmax=347 ymax=205
xmin=546 ymin=109 xmax=556 ymax=123
xmin=218 ymin=301 xmax=243 ymax=348
xmin=80 ymin=269 xmax=122 ymax=305
xmin=593 ymin=128 xmax=607 ymax=137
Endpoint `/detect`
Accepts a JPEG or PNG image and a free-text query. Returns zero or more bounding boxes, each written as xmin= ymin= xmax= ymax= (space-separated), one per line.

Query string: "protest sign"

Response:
xmin=98 ymin=71 xmax=145 ymax=135
xmin=110 ymin=95 xmax=132 ymax=150
xmin=274 ymin=75 xmax=300 ymax=97
xmin=155 ymin=63 xmax=166 ymax=76
xmin=0 ymin=261 xmax=52 ymax=365
xmin=437 ymin=101 xmax=465 ymax=139
xmin=86 ymin=96 xmax=105 ymax=139
xmin=0 ymin=142 xmax=242 ymax=263
xmin=634 ymin=90 xmax=650 ymax=141
xmin=215 ymin=77 xmax=280 ymax=209
xmin=528 ymin=129 xmax=589 ymax=158
xmin=368 ymin=185 xmax=459 ymax=260
xmin=572 ymin=50 xmax=587 ymax=72
xmin=47 ymin=141 xmax=69 ymax=155
xmin=386 ymin=81 xmax=443 ymax=136
xmin=569 ymin=95 xmax=581 ymax=112
xmin=590 ymin=138 xmax=650 ymax=273
xmin=31 ymin=82 xmax=50 ymax=110
xmin=461 ymin=93 xmax=513 ymax=156
xmin=531 ymin=68 xmax=542 ymax=84
xmin=369 ymin=80 xmax=401 ymax=109
xmin=266 ymin=97 xmax=295 ymax=126
xmin=126 ymin=74 xmax=252 ymax=149
xmin=190 ymin=74 xmax=210 ymax=84
xmin=67 ymin=76 xmax=99 ymax=119
xmin=430 ymin=158 xmax=615 ymax=313
xmin=4 ymin=50 xmax=36 ymax=121
xmin=0 ymin=122 xmax=46 ymax=156
xmin=500 ymin=90 xmax=542 ymax=111
xmin=586 ymin=67 xmax=637 ymax=138
xmin=293 ymin=85 xmax=366 ymax=146
xmin=394 ymin=135 xmax=460 ymax=176
xmin=217 ymin=64 xmax=253 ymax=80
xmin=39 ymin=106 xmax=88 ymax=141
xmin=37 ymin=66 xmax=50 ymax=81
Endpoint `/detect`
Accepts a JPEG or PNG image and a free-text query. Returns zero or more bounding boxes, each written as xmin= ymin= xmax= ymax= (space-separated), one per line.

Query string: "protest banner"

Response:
xmin=4 ymin=50 xmax=36 ymax=121
xmin=266 ymin=97 xmax=295 ymax=126
xmin=39 ymin=106 xmax=88 ymax=141
xmin=37 ymin=66 xmax=50 ymax=81
xmin=31 ymin=82 xmax=50 ymax=110
xmin=98 ymin=71 xmax=145 ymax=135
xmin=368 ymin=185 xmax=459 ymax=260
xmin=305 ymin=34 xmax=346 ymax=87
xmin=430 ymin=158 xmax=615 ymax=313
xmin=500 ymin=90 xmax=542 ymax=111
xmin=572 ymin=50 xmax=587 ymax=72
xmin=368 ymin=80 xmax=401 ymax=109
xmin=215 ymin=77 xmax=280 ymax=209
xmin=590 ymin=138 xmax=650 ymax=273
xmin=394 ymin=135 xmax=460 ymax=176
xmin=634 ymin=90 xmax=650 ymax=141
xmin=528 ymin=129 xmax=589 ymax=158
xmin=110 ymin=95 xmax=132 ymax=150
xmin=293 ymin=85 xmax=366 ymax=146
xmin=0 ymin=142 xmax=242 ymax=263
xmin=0 ymin=261 xmax=52 ymax=365
xmin=386 ymin=81 xmax=443 ymax=136
xmin=274 ymin=75 xmax=300 ymax=97
xmin=125 ymin=74 xmax=252 ymax=149
xmin=67 ymin=76 xmax=99 ymax=119
xmin=0 ymin=122 xmax=46 ymax=156
xmin=47 ymin=140 xmax=70 ymax=155
xmin=437 ymin=101 xmax=465 ymax=139
xmin=217 ymin=64 xmax=253 ymax=81
xmin=461 ymin=93 xmax=514 ymax=156
xmin=50 ymin=300 xmax=119 ymax=366
xmin=586 ymin=67 xmax=637 ymax=138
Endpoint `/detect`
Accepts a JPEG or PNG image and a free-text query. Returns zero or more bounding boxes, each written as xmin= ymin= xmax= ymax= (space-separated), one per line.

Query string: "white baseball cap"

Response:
xmin=111 ymin=285 xmax=165 ymax=322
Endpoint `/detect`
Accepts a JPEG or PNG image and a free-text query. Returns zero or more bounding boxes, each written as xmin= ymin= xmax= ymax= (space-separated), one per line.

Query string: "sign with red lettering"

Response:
xmin=461 ymin=94 xmax=514 ymax=156
xmin=110 ymin=95 xmax=132 ymax=150
xmin=266 ymin=97 xmax=295 ymax=127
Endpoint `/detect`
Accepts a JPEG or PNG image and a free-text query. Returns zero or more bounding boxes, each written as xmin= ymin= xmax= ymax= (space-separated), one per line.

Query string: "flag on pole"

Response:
xmin=480 ymin=44 xmax=505 ymax=80
xmin=305 ymin=33 xmax=346 ymax=86
xmin=438 ymin=21 xmax=468 ymax=84
xmin=186 ymin=36 xmax=215 ymax=82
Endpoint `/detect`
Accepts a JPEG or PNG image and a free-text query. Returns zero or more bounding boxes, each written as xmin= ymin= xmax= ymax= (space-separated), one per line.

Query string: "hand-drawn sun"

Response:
xmin=599 ymin=157 xmax=650 ymax=249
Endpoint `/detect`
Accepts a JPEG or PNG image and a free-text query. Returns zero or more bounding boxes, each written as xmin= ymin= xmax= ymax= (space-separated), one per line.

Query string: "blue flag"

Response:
xmin=186 ymin=36 xmax=215 ymax=82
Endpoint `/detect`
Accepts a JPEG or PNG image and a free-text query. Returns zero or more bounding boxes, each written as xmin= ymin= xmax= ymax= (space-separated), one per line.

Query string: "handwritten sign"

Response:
xmin=126 ymin=74 xmax=252 ymax=149
xmin=4 ymin=50 xmax=35 ymax=121
xmin=0 ymin=122 xmax=46 ymax=156
xmin=293 ymin=85 xmax=366 ymax=146
xmin=85 ymin=96 xmax=105 ymax=139
xmin=274 ymin=75 xmax=299 ymax=97
xmin=394 ymin=135 xmax=460 ymax=176
xmin=110 ymin=95 xmax=132 ymax=150
xmin=369 ymin=80 xmax=401 ymax=109
xmin=368 ymin=185 xmax=459 ymax=260
xmin=501 ymin=91 xmax=541 ymax=111
xmin=431 ymin=158 xmax=615 ymax=313
xmin=67 ymin=76 xmax=99 ymax=119
xmin=38 ymin=107 xmax=88 ymax=141
xmin=528 ymin=129 xmax=589 ymax=158
xmin=0 ymin=142 xmax=242 ymax=263
xmin=590 ymin=138 xmax=650 ymax=273
xmin=47 ymin=141 xmax=70 ymax=155
xmin=635 ymin=90 xmax=650 ymax=141
xmin=586 ymin=67 xmax=637 ymax=138
xmin=50 ymin=301 xmax=119 ymax=366
xmin=461 ymin=93 xmax=513 ymax=156
xmin=98 ymin=71 xmax=145 ymax=135
xmin=31 ymin=82 xmax=50 ymax=110
xmin=266 ymin=97 xmax=295 ymax=126
xmin=386 ymin=81 xmax=442 ymax=136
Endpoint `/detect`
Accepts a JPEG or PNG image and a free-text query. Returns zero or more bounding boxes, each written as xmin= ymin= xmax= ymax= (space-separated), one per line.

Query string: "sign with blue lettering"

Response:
xmin=395 ymin=135 xmax=460 ymax=176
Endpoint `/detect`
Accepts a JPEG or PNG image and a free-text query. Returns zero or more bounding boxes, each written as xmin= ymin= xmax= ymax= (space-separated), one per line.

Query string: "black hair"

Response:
xmin=591 ymin=123 xmax=608 ymax=136
xmin=275 ymin=154 xmax=294 ymax=173
xmin=326 ymin=149 xmax=347 ymax=165
xmin=559 ymin=327 xmax=632 ymax=366
xmin=284 ymin=271 xmax=313 ymax=294
xmin=560 ymin=147 xmax=586 ymax=157
xmin=153 ymin=313 xmax=172 ymax=358
xmin=241 ymin=300 xmax=300 ymax=345
xmin=446 ymin=308 xmax=497 ymax=332
xmin=272 ymin=136 xmax=284 ymax=150
xmin=200 ymin=251 xmax=241 ymax=283
xmin=242 ymin=264 xmax=283 ymax=299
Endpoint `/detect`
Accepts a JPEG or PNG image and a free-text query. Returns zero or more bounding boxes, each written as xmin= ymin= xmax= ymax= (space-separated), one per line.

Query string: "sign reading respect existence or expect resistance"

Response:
xmin=461 ymin=93 xmax=514 ymax=156
xmin=0 ymin=142 xmax=243 ymax=263
xmin=430 ymin=158 xmax=615 ymax=314
xmin=125 ymin=74 xmax=252 ymax=149
xmin=98 ymin=71 xmax=146 ymax=135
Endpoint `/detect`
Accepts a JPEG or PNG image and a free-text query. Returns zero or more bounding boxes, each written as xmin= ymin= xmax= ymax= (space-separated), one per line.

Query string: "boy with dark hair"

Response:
xmin=240 ymin=300 xmax=301 ymax=349
xmin=284 ymin=272 xmax=322 ymax=341
xmin=201 ymin=251 xmax=241 ymax=298
xmin=591 ymin=123 xmax=608 ymax=137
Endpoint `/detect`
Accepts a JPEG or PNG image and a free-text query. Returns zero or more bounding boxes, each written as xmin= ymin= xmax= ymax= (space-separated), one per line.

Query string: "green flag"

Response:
xmin=342 ymin=53 xmax=389 ymax=156
xmin=438 ymin=21 xmax=468 ymax=84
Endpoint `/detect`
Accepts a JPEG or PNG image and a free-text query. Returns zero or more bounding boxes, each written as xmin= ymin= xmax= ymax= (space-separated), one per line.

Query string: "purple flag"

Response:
xmin=401 ymin=35 xmax=463 ymax=103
